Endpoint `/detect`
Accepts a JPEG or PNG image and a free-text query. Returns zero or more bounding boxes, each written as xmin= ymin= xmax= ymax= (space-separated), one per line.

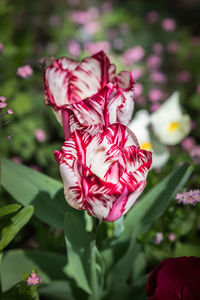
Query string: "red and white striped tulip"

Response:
xmin=44 ymin=51 xmax=134 ymax=138
xmin=54 ymin=123 xmax=152 ymax=222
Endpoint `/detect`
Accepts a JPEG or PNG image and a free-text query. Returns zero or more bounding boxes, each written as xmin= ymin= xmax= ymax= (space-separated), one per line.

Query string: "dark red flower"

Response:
xmin=146 ymin=256 xmax=200 ymax=300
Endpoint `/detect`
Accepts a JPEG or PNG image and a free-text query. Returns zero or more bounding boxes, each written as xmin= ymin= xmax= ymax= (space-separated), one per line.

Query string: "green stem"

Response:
xmin=90 ymin=218 xmax=100 ymax=300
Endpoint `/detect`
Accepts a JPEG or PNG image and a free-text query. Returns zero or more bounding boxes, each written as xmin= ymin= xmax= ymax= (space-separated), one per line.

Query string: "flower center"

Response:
xmin=168 ymin=121 xmax=180 ymax=132
xmin=140 ymin=141 xmax=153 ymax=150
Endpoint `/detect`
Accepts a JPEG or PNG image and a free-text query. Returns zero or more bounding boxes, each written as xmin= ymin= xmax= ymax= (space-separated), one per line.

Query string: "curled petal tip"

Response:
xmin=54 ymin=150 xmax=62 ymax=163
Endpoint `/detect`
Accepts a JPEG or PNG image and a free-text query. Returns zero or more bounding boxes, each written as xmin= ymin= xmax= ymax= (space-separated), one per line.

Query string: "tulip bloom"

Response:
xmin=150 ymin=92 xmax=191 ymax=145
xmin=146 ymin=256 xmax=200 ymax=299
xmin=44 ymin=51 xmax=134 ymax=137
xmin=54 ymin=124 xmax=152 ymax=222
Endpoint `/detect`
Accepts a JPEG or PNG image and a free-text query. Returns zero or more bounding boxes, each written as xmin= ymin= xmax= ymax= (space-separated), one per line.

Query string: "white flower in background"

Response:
xmin=129 ymin=110 xmax=169 ymax=168
xmin=150 ymin=92 xmax=191 ymax=145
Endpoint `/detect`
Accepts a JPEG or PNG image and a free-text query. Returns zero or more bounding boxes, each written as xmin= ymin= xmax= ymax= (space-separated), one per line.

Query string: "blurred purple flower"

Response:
xmin=122 ymin=46 xmax=145 ymax=65
xmin=196 ymin=84 xmax=200 ymax=95
xmin=7 ymin=109 xmax=13 ymax=115
xmin=67 ymin=40 xmax=81 ymax=57
xmin=113 ymin=38 xmax=124 ymax=50
xmin=167 ymin=40 xmax=179 ymax=54
xmin=11 ymin=157 xmax=22 ymax=164
xmin=34 ymin=129 xmax=46 ymax=142
xmin=190 ymin=145 xmax=200 ymax=164
xmin=147 ymin=55 xmax=162 ymax=70
xmin=0 ymin=42 xmax=4 ymax=52
xmin=49 ymin=15 xmax=61 ymax=28
xmin=176 ymin=190 xmax=200 ymax=205
xmin=134 ymin=82 xmax=143 ymax=98
xmin=131 ymin=68 xmax=144 ymax=80
xmin=152 ymin=42 xmax=164 ymax=54
xmin=149 ymin=88 xmax=164 ymax=102
xmin=70 ymin=11 xmax=90 ymax=25
xmin=176 ymin=70 xmax=191 ymax=83
xmin=181 ymin=137 xmax=196 ymax=152
xmin=0 ymin=96 xmax=7 ymax=108
xmin=17 ymin=65 xmax=33 ymax=79
xmin=146 ymin=10 xmax=159 ymax=23
xmin=150 ymin=103 xmax=161 ymax=113
xmin=84 ymin=41 xmax=110 ymax=55
xmin=84 ymin=21 xmax=100 ymax=35
xmin=153 ymin=232 xmax=164 ymax=245
xmin=150 ymin=71 xmax=167 ymax=83
xmin=168 ymin=233 xmax=176 ymax=242
xmin=162 ymin=18 xmax=176 ymax=32
xmin=191 ymin=36 xmax=200 ymax=45
xmin=101 ymin=2 xmax=112 ymax=13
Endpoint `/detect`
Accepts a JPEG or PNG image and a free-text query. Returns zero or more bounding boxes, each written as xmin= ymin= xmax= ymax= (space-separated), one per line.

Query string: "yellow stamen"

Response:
xmin=141 ymin=142 xmax=152 ymax=150
xmin=168 ymin=121 xmax=180 ymax=132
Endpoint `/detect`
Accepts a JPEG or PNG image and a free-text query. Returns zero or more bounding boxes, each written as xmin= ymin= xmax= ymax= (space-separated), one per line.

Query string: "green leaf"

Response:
xmin=38 ymin=281 xmax=75 ymax=300
xmin=121 ymin=163 xmax=193 ymax=243
xmin=0 ymin=204 xmax=21 ymax=217
xmin=0 ymin=206 xmax=34 ymax=251
xmin=1 ymin=158 xmax=81 ymax=229
xmin=174 ymin=242 xmax=200 ymax=257
xmin=64 ymin=213 xmax=91 ymax=295
xmin=0 ymin=249 xmax=67 ymax=292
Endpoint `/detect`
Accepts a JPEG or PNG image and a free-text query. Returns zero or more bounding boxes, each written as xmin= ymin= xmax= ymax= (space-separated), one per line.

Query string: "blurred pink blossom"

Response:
xmin=0 ymin=42 xmax=4 ymax=52
xmin=190 ymin=145 xmax=200 ymax=164
xmin=12 ymin=157 xmax=22 ymax=164
xmin=67 ymin=40 xmax=81 ymax=57
xmin=84 ymin=21 xmax=100 ymax=34
xmin=49 ymin=15 xmax=61 ymax=27
xmin=17 ymin=65 xmax=33 ymax=78
xmin=34 ymin=129 xmax=46 ymax=142
xmin=191 ymin=36 xmax=200 ymax=45
xmin=84 ymin=41 xmax=110 ymax=55
xmin=135 ymin=96 xmax=146 ymax=107
xmin=146 ymin=11 xmax=159 ymax=23
xmin=122 ymin=46 xmax=145 ymax=65
xmin=196 ymin=84 xmax=200 ymax=94
xmin=0 ymin=102 xmax=7 ymax=109
xmin=101 ymin=2 xmax=112 ymax=13
xmin=134 ymin=83 xmax=143 ymax=98
xmin=176 ymin=70 xmax=191 ymax=83
xmin=67 ymin=0 xmax=80 ymax=6
xmin=7 ymin=109 xmax=13 ymax=115
xmin=70 ymin=11 xmax=90 ymax=25
xmin=131 ymin=68 xmax=144 ymax=81
xmin=181 ymin=137 xmax=196 ymax=152
xmin=168 ymin=233 xmax=176 ymax=242
xmin=153 ymin=232 xmax=164 ymax=245
xmin=149 ymin=88 xmax=164 ymax=102
xmin=150 ymin=71 xmax=167 ymax=83
xmin=113 ymin=38 xmax=124 ymax=50
xmin=87 ymin=7 xmax=99 ymax=19
xmin=150 ymin=103 xmax=161 ymax=112
xmin=147 ymin=55 xmax=162 ymax=70
xmin=167 ymin=40 xmax=179 ymax=54
xmin=152 ymin=42 xmax=164 ymax=54
xmin=162 ymin=18 xmax=176 ymax=32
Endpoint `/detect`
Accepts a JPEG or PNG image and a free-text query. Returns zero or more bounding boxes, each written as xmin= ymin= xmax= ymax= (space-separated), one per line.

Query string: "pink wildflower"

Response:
xmin=162 ymin=18 xmax=176 ymax=32
xmin=168 ymin=233 xmax=176 ymax=242
xmin=153 ymin=232 xmax=164 ymax=245
xmin=176 ymin=190 xmax=200 ymax=205
xmin=176 ymin=70 xmax=191 ymax=83
xmin=101 ymin=2 xmax=112 ymax=13
xmin=181 ymin=137 xmax=196 ymax=152
xmin=0 ymin=42 xmax=4 ymax=52
xmin=26 ymin=272 xmax=41 ymax=286
xmin=149 ymin=88 xmax=164 ymax=102
xmin=150 ymin=103 xmax=161 ymax=113
xmin=122 ymin=46 xmax=145 ymax=65
xmin=84 ymin=21 xmax=100 ymax=35
xmin=34 ymin=129 xmax=46 ymax=142
xmin=134 ymin=83 xmax=143 ymax=98
xmin=196 ymin=84 xmax=200 ymax=95
xmin=150 ymin=71 xmax=167 ymax=83
xmin=190 ymin=145 xmax=200 ymax=164
xmin=167 ymin=40 xmax=179 ymax=54
xmin=0 ymin=96 xmax=7 ymax=108
xmin=146 ymin=11 xmax=159 ymax=23
xmin=152 ymin=42 xmax=164 ymax=54
xmin=7 ymin=109 xmax=13 ymax=115
xmin=84 ymin=41 xmax=110 ymax=55
xmin=67 ymin=40 xmax=81 ymax=57
xmin=147 ymin=55 xmax=162 ymax=70
xmin=17 ymin=65 xmax=33 ymax=79
xmin=131 ymin=68 xmax=144 ymax=80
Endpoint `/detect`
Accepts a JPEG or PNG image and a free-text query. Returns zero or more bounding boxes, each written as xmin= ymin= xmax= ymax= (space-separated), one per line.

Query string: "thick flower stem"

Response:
xmin=90 ymin=218 xmax=100 ymax=300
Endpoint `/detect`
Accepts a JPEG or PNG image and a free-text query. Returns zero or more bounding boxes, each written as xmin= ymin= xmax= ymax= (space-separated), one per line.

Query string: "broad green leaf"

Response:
xmin=0 ymin=249 xmax=67 ymax=292
xmin=1 ymin=158 xmax=82 ymax=229
xmin=0 ymin=206 xmax=34 ymax=251
xmin=174 ymin=242 xmax=200 ymax=257
xmin=0 ymin=204 xmax=21 ymax=217
xmin=121 ymin=163 xmax=193 ymax=243
xmin=38 ymin=281 xmax=75 ymax=300
xmin=64 ymin=213 xmax=91 ymax=294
